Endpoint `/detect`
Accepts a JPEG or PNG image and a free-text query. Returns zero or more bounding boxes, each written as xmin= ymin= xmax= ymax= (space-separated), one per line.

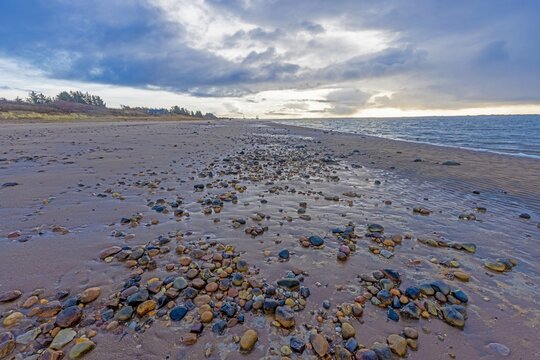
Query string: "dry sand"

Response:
xmin=0 ymin=119 xmax=539 ymax=359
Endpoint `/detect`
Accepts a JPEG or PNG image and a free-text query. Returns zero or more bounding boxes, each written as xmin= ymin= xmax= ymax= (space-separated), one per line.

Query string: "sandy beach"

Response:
xmin=1 ymin=119 xmax=539 ymax=360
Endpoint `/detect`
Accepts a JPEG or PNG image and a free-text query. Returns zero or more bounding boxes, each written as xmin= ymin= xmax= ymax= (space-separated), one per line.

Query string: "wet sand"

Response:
xmin=0 ymin=119 xmax=539 ymax=360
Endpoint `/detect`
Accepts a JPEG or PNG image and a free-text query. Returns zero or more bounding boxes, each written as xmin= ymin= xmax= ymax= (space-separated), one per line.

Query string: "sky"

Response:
xmin=1 ymin=0 xmax=540 ymax=118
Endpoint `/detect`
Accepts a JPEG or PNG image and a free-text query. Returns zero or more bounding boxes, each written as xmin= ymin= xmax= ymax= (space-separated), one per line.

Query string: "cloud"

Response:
xmin=0 ymin=0 xmax=539 ymax=117
xmin=325 ymin=88 xmax=371 ymax=115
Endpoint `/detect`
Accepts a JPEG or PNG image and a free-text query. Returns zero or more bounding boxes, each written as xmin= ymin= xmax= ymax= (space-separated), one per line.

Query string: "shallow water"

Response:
xmin=278 ymin=115 xmax=540 ymax=159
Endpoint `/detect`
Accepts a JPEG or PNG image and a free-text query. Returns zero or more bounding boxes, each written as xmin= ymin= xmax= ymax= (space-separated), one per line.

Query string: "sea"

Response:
xmin=278 ymin=115 xmax=540 ymax=159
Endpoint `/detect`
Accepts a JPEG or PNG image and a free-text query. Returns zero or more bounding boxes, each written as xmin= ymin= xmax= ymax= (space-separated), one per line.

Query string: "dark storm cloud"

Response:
xmin=1 ymin=0 xmax=539 ymax=107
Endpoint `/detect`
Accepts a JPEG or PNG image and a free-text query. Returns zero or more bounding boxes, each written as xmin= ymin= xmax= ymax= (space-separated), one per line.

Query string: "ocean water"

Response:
xmin=278 ymin=115 xmax=540 ymax=159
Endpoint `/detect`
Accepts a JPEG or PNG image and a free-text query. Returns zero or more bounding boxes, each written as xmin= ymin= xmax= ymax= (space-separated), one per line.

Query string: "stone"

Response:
xmin=277 ymin=278 xmax=300 ymax=290
xmin=278 ymin=248 xmax=290 ymax=260
xmin=68 ymin=340 xmax=95 ymax=359
xmin=15 ymin=327 xmax=41 ymax=345
xmin=335 ymin=345 xmax=352 ymax=360
xmin=0 ymin=332 xmax=15 ymax=359
xmin=452 ymin=290 xmax=468 ymax=303
xmin=136 ymin=300 xmax=156 ymax=316
xmin=2 ymin=312 xmax=23 ymax=327
xmin=200 ymin=311 xmax=213 ymax=323
xmin=403 ymin=327 xmax=418 ymax=339
xmin=56 ymin=306 xmax=83 ymax=328
xmin=442 ymin=305 xmax=465 ymax=328
xmin=99 ymin=246 xmax=122 ymax=260
xmin=442 ymin=161 xmax=460 ymax=166
xmin=173 ymin=276 xmax=188 ymax=290
xmin=367 ymin=224 xmax=384 ymax=233
xmin=387 ymin=334 xmax=407 ymax=357
xmin=181 ymin=333 xmax=198 ymax=345
xmin=453 ymin=271 xmax=470 ymax=282
xmin=22 ymin=295 xmax=39 ymax=308
xmin=356 ymin=349 xmax=378 ymax=360
xmin=50 ymin=328 xmax=76 ymax=350
xmin=0 ymin=290 xmax=22 ymax=303
xmin=430 ymin=280 xmax=450 ymax=295
xmin=79 ymin=287 xmax=101 ymax=304
xmin=341 ymin=322 xmax=355 ymax=339
xmin=239 ymin=329 xmax=258 ymax=352
xmin=310 ymin=333 xmax=329 ymax=357
xmin=308 ymin=235 xmax=324 ymax=246
xmin=484 ymin=261 xmax=506 ymax=272
xmin=290 ymin=337 xmax=306 ymax=353
xmin=275 ymin=306 xmax=295 ymax=328
xmin=170 ymin=306 xmax=188 ymax=321
xmin=400 ymin=302 xmax=420 ymax=320
xmin=371 ymin=342 xmax=392 ymax=360
xmin=115 ymin=306 xmax=134 ymax=321
xmin=486 ymin=343 xmax=511 ymax=357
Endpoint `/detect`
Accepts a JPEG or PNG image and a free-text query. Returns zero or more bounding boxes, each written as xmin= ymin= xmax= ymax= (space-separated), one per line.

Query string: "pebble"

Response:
xmin=290 ymin=337 xmax=306 ymax=353
xmin=2 ymin=312 xmax=23 ymax=327
xmin=79 ymin=287 xmax=101 ymax=304
xmin=275 ymin=306 xmax=295 ymax=328
xmin=310 ymin=333 xmax=329 ymax=357
xmin=486 ymin=342 xmax=511 ymax=356
xmin=387 ymin=334 xmax=408 ymax=357
xmin=0 ymin=332 xmax=15 ymax=359
xmin=341 ymin=322 xmax=355 ymax=339
xmin=136 ymin=300 xmax=156 ymax=316
xmin=403 ymin=327 xmax=419 ymax=339
xmin=68 ymin=340 xmax=95 ymax=359
xmin=170 ymin=306 xmax=188 ymax=321
xmin=56 ymin=306 xmax=83 ymax=328
xmin=239 ymin=329 xmax=258 ymax=352
xmin=0 ymin=290 xmax=22 ymax=303
xmin=278 ymin=248 xmax=290 ymax=260
xmin=50 ymin=328 xmax=76 ymax=350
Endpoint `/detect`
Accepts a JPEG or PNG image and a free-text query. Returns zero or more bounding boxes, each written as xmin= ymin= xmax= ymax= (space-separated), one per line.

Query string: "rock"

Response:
xmin=15 ymin=327 xmax=41 ymax=345
xmin=126 ymin=290 xmax=149 ymax=306
xmin=277 ymin=278 xmax=300 ymax=290
xmin=170 ymin=306 xmax=188 ymax=321
xmin=453 ymin=271 xmax=470 ymax=282
xmin=136 ymin=300 xmax=156 ymax=316
xmin=486 ymin=343 xmax=511 ymax=357
xmin=442 ymin=161 xmax=460 ymax=166
xmin=335 ymin=345 xmax=352 ymax=360
xmin=99 ymin=246 xmax=122 ymax=260
xmin=371 ymin=342 xmax=392 ymax=360
xmin=79 ymin=287 xmax=101 ymax=304
xmin=356 ymin=349 xmax=378 ymax=360
xmin=50 ymin=328 xmax=76 ymax=350
xmin=367 ymin=224 xmax=384 ymax=233
xmin=212 ymin=319 xmax=227 ymax=335
xmin=442 ymin=305 xmax=465 ymax=328
xmin=200 ymin=311 xmax=213 ymax=323
xmin=430 ymin=280 xmax=450 ymax=295
xmin=275 ymin=306 xmax=295 ymax=328
xmin=220 ymin=302 xmax=237 ymax=317
xmin=290 ymin=337 xmax=306 ymax=353
xmin=2 ymin=312 xmax=23 ymax=327
xmin=308 ymin=235 xmax=324 ymax=246
xmin=173 ymin=277 xmax=188 ymax=290
xmin=68 ymin=340 xmax=95 ymax=359
xmin=181 ymin=333 xmax=198 ymax=345
xmin=403 ymin=327 xmax=418 ymax=339
xmin=38 ymin=349 xmax=65 ymax=360
xmin=400 ymin=302 xmax=420 ymax=319
xmin=310 ymin=333 xmax=329 ymax=357
xmin=0 ymin=332 xmax=15 ymax=359
xmin=341 ymin=322 xmax=355 ymax=339
xmin=278 ymin=248 xmax=290 ymax=260
xmin=519 ymin=213 xmax=531 ymax=219
xmin=55 ymin=305 xmax=83 ymax=328
xmin=115 ymin=306 xmax=134 ymax=321
xmin=484 ymin=261 xmax=506 ymax=272
xmin=387 ymin=334 xmax=407 ymax=357
xmin=239 ymin=329 xmax=258 ymax=352
xmin=452 ymin=290 xmax=468 ymax=303
xmin=1 ymin=182 xmax=18 ymax=187
xmin=0 ymin=290 xmax=22 ymax=303
xmin=387 ymin=308 xmax=399 ymax=321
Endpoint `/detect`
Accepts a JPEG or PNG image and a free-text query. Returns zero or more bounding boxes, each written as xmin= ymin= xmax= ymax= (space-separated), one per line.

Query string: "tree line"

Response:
xmin=23 ymin=90 xmax=106 ymax=106
xmin=1 ymin=91 xmax=218 ymax=118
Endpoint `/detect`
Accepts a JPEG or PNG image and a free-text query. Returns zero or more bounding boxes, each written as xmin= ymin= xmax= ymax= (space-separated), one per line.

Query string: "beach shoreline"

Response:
xmin=1 ymin=119 xmax=539 ymax=359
